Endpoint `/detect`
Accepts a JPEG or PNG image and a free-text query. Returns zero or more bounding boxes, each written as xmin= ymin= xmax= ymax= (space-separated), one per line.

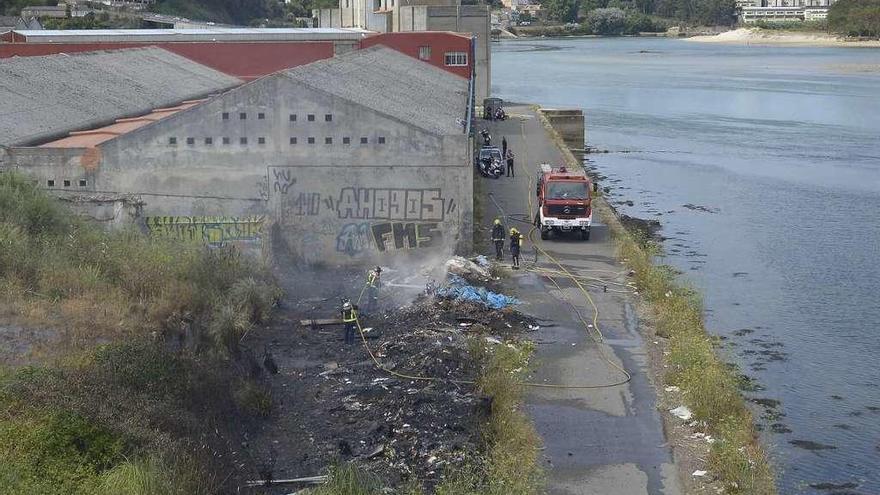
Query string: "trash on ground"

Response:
xmin=436 ymin=275 xmax=519 ymax=309
xmin=670 ymin=405 xmax=694 ymax=420
xmin=445 ymin=256 xmax=491 ymax=282
xmin=664 ymin=386 xmax=680 ymax=393
xmin=473 ymin=255 xmax=491 ymax=268
xmin=692 ymin=470 xmax=708 ymax=477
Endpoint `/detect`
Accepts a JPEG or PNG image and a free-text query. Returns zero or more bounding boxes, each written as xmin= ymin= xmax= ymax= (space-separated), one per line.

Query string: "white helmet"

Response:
xmin=343 ymin=301 xmax=352 ymax=310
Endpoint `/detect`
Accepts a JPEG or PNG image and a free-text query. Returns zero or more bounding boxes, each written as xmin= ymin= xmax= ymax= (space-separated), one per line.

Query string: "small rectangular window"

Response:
xmin=222 ymin=112 xmax=229 ymax=120
xmin=240 ymin=112 xmax=247 ymax=120
xmin=343 ymin=137 xmax=350 ymax=144
xmin=258 ymin=112 xmax=265 ymax=120
xmin=289 ymin=114 xmax=297 ymax=122
xmin=290 ymin=137 xmax=298 ymax=145
xmin=47 ymin=179 xmax=55 ymax=187
xmin=308 ymin=137 xmax=315 ymax=144
xmin=168 ymin=137 xmax=177 ymax=145
xmin=223 ymin=137 xmax=230 ymax=145
xmin=78 ymin=179 xmax=87 ymax=187
xmin=240 ymin=137 xmax=248 ymax=145
xmin=63 ymin=180 xmax=71 ymax=187
xmin=307 ymin=114 xmax=315 ymax=122
xmin=258 ymin=137 xmax=266 ymax=144
xmin=205 ymin=137 xmax=213 ymax=145
xmin=360 ymin=137 xmax=368 ymax=144
xmin=444 ymin=51 xmax=468 ymax=66
xmin=378 ymin=136 xmax=386 ymax=144
xmin=325 ymin=137 xmax=333 ymax=144
xmin=325 ymin=114 xmax=332 ymax=122
xmin=186 ymin=137 xmax=195 ymax=145
xmin=419 ymin=46 xmax=431 ymax=60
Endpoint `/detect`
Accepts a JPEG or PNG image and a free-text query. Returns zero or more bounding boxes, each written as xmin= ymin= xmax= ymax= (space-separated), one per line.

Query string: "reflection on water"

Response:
xmin=492 ymin=38 xmax=880 ymax=494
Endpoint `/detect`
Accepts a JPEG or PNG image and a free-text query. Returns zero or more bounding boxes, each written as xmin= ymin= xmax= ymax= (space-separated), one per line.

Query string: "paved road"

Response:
xmin=479 ymin=106 xmax=681 ymax=495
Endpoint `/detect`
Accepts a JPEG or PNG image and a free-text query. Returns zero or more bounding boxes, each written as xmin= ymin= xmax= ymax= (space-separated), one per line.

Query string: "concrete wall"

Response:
xmin=10 ymin=75 xmax=472 ymax=267
xmin=540 ymin=109 xmax=585 ymax=153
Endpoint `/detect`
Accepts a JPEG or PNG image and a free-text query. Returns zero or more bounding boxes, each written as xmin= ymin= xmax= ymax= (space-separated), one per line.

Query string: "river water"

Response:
xmin=492 ymin=38 xmax=880 ymax=494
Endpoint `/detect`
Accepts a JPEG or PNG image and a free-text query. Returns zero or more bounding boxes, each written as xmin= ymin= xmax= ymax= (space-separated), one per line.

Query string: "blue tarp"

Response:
xmin=437 ymin=275 xmax=520 ymax=309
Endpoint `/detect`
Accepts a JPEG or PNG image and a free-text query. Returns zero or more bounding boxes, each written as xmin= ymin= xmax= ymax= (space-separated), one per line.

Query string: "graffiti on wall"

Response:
xmin=371 ymin=222 xmax=442 ymax=252
xmin=145 ymin=216 xmax=265 ymax=244
xmin=333 ymin=221 xmax=443 ymax=256
xmin=268 ymin=167 xmax=457 ymax=222
xmin=266 ymin=167 xmax=458 ymax=258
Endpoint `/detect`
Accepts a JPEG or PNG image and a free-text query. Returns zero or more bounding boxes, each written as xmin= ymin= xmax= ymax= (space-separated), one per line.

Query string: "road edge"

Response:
xmin=535 ymin=108 xmax=777 ymax=494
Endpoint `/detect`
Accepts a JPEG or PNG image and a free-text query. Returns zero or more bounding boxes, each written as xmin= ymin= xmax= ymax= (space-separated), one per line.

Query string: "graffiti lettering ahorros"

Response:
xmin=145 ymin=216 xmax=264 ymax=244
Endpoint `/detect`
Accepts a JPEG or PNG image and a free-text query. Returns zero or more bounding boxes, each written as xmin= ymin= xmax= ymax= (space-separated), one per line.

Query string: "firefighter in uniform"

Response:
xmin=491 ymin=218 xmax=505 ymax=261
xmin=341 ymin=300 xmax=359 ymax=345
xmin=365 ymin=266 xmax=381 ymax=316
xmin=510 ymin=227 xmax=523 ymax=269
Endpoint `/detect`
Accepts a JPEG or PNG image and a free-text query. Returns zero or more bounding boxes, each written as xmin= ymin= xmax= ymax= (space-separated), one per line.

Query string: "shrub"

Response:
xmin=586 ymin=8 xmax=627 ymax=35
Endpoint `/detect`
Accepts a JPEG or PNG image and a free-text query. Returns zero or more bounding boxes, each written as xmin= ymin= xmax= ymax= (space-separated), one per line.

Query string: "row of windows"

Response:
xmin=221 ymin=112 xmax=334 ymax=122
xmin=46 ymin=179 xmax=87 ymax=188
xmin=168 ymin=136 xmax=387 ymax=146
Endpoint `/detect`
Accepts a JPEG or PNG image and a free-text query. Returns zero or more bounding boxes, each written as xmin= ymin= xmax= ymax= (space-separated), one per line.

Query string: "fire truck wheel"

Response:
xmin=581 ymin=229 xmax=590 ymax=241
xmin=541 ymin=229 xmax=550 ymax=240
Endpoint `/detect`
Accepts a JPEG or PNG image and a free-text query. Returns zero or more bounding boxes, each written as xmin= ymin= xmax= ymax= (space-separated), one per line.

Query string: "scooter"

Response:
xmin=479 ymin=157 xmax=504 ymax=179
xmin=494 ymin=108 xmax=507 ymax=121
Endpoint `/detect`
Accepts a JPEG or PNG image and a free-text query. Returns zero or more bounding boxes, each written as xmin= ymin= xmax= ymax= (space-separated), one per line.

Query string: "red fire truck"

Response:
xmin=535 ymin=164 xmax=593 ymax=240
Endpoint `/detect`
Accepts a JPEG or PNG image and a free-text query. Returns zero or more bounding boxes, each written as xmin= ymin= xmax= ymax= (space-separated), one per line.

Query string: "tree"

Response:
xmin=586 ymin=7 xmax=626 ymax=33
xmin=829 ymin=0 xmax=880 ymax=36
xmin=543 ymin=0 xmax=581 ymax=22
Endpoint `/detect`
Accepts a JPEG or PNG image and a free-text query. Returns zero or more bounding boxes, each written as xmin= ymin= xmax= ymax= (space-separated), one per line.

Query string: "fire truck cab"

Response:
xmin=535 ymin=164 xmax=593 ymax=241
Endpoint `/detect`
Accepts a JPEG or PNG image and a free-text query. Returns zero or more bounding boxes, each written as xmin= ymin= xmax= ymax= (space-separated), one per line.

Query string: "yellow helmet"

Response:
xmin=510 ymin=227 xmax=519 ymax=234
xmin=494 ymin=218 xmax=501 ymax=225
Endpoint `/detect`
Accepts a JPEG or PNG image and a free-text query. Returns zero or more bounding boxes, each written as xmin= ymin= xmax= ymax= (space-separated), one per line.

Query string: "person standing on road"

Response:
xmin=341 ymin=300 xmax=359 ymax=345
xmin=502 ymin=136 xmax=508 ymax=157
xmin=506 ymin=149 xmax=515 ymax=178
xmin=510 ymin=227 xmax=523 ymax=269
xmin=491 ymin=218 xmax=505 ymax=261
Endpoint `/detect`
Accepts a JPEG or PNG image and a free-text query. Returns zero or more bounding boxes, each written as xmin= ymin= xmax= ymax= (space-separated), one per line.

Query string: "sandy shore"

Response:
xmin=687 ymin=28 xmax=880 ymax=47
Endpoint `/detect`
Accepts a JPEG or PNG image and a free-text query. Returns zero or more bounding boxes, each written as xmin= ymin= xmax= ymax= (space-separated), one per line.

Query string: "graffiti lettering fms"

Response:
xmin=145 ymin=216 xmax=264 ymax=244
xmin=371 ymin=222 xmax=442 ymax=252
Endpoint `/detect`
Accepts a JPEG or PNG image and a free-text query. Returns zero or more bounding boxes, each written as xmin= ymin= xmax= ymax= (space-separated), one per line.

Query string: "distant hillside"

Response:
xmin=152 ymin=0 xmax=275 ymax=25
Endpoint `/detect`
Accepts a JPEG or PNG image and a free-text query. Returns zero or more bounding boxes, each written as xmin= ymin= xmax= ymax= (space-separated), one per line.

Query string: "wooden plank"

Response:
xmin=300 ymin=318 xmax=343 ymax=326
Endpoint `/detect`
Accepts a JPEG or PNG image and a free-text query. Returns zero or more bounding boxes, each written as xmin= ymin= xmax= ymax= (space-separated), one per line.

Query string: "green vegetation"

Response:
xmin=152 ymin=0 xmax=336 ymax=25
xmin=0 ymin=172 xmax=280 ymax=494
xmin=614 ymin=234 xmax=775 ymax=493
xmin=750 ymin=19 xmax=828 ymax=31
xmin=40 ymin=12 xmax=141 ymax=29
xmin=829 ymin=0 xmax=880 ymax=36
xmin=539 ymin=0 xmax=735 ymax=27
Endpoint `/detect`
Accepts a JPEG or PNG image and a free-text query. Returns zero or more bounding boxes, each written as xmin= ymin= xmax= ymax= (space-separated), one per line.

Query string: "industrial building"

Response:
xmin=739 ymin=0 xmax=835 ymax=23
xmin=0 ymin=45 xmax=474 ymax=266
xmin=313 ymin=0 xmax=490 ymax=100
xmin=0 ymin=28 xmax=475 ymax=82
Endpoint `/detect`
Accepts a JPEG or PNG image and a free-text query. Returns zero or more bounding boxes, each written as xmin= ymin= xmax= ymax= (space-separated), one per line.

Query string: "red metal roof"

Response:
xmin=40 ymin=99 xmax=204 ymax=148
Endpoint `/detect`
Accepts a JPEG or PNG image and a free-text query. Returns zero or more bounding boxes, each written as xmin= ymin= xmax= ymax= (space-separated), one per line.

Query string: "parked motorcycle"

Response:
xmin=480 ymin=128 xmax=492 ymax=146
xmin=494 ymin=108 xmax=507 ymax=121
xmin=478 ymin=156 xmax=504 ymax=178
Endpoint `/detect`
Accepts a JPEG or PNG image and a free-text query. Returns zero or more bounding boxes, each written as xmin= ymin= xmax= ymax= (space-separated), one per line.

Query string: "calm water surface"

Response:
xmin=492 ymin=38 xmax=880 ymax=494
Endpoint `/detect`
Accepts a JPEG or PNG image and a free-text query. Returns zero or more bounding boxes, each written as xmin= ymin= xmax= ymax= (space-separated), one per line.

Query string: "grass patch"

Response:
xmin=0 ymin=172 xmax=281 ymax=493
xmin=536 ymin=110 xmax=776 ymax=493
xmin=433 ymin=339 xmax=542 ymax=495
